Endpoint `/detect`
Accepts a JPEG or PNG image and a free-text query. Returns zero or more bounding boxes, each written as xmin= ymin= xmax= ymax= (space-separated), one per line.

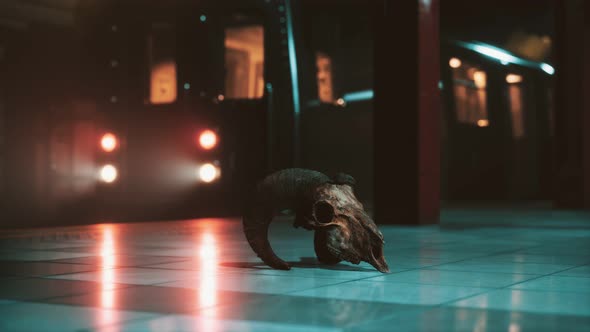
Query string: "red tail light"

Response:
xmin=100 ymin=133 xmax=118 ymax=152
xmin=198 ymin=130 xmax=218 ymax=150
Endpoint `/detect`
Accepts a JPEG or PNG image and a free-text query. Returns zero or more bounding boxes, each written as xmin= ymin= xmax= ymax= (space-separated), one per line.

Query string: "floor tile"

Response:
xmin=0 ymin=250 xmax=94 ymax=261
xmin=291 ymin=280 xmax=492 ymax=305
xmin=482 ymin=253 xmax=590 ymax=265
xmin=51 ymin=255 xmax=189 ymax=268
xmin=349 ymin=306 xmax=590 ymax=332
xmin=0 ymin=301 xmax=157 ymax=332
xmin=46 ymin=284 xmax=272 ymax=314
xmin=0 ymin=242 xmax=93 ymax=251
xmin=422 ymin=243 xmax=536 ymax=253
xmin=197 ymin=293 xmax=427 ymax=329
xmin=0 ymin=278 xmax=130 ymax=301
xmin=554 ymin=265 xmax=590 ymax=278
xmin=393 ymin=248 xmax=489 ymax=260
xmin=48 ymin=267 xmax=203 ymax=285
xmin=103 ymin=314 xmax=341 ymax=332
xmin=145 ymin=258 xmax=262 ymax=272
xmin=510 ymin=275 xmax=590 ymax=293
xmin=0 ymin=261 xmax=101 ymax=277
xmin=385 ymin=256 xmax=456 ymax=268
xmin=517 ymin=247 xmax=590 ymax=256
xmin=433 ymin=260 xmax=574 ymax=275
xmin=159 ymin=273 xmax=343 ymax=295
xmin=368 ymin=269 xmax=537 ymax=288
xmin=449 ymin=289 xmax=590 ymax=317
xmin=215 ymin=258 xmax=397 ymax=280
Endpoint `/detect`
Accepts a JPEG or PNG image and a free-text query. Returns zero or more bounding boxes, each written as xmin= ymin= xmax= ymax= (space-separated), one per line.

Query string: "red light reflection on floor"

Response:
xmin=198 ymin=231 xmax=218 ymax=331
xmin=99 ymin=225 xmax=118 ymax=332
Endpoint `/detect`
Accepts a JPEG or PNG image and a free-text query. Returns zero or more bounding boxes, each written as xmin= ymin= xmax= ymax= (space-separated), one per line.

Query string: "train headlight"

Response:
xmin=198 ymin=130 xmax=218 ymax=150
xmin=99 ymin=164 xmax=118 ymax=183
xmin=198 ymin=163 xmax=219 ymax=183
xmin=101 ymin=133 xmax=118 ymax=152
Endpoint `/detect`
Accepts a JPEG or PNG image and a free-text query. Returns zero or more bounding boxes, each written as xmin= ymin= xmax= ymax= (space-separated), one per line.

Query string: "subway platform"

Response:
xmin=0 ymin=210 xmax=589 ymax=331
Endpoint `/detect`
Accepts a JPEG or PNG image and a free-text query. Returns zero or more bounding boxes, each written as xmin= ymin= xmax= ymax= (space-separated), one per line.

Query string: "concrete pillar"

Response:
xmin=374 ymin=0 xmax=441 ymax=224
xmin=585 ymin=0 xmax=590 ymax=209
xmin=553 ymin=0 xmax=590 ymax=209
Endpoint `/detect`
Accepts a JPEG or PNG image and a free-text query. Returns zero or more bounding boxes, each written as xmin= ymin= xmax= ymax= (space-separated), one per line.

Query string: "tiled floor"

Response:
xmin=0 ymin=212 xmax=589 ymax=331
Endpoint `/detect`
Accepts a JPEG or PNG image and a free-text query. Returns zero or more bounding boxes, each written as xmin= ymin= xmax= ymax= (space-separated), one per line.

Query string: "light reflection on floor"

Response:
xmin=99 ymin=225 xmax=118 ymax=332
xmin=0 ymin=214 xmax=588 ymax=331
xmin=198 ymin=232 xmax=218 ymax=332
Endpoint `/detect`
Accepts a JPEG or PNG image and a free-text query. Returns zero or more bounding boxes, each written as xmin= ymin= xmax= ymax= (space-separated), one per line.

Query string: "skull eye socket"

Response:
xmin=314 ymin=201 xmax=335 ymax=224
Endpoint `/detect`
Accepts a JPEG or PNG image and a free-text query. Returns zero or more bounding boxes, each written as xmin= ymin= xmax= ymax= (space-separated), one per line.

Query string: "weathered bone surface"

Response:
xmin=243 ymin=168 xmax=389 ymax=273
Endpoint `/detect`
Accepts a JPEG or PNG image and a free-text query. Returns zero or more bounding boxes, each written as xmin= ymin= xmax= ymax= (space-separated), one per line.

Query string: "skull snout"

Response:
xmin=369 ymin=244 xmax=389 ymax=273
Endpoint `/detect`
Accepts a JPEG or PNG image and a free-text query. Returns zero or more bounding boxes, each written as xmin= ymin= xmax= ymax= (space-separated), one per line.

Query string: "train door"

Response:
xmin=504 ymin=72 xmax=553 ymax=200
xmin=443 ymin=52 xmax=552 ymax=202
xmin=505 ymin=72 xmax=534 ymax=199
xmin=443 ymin=58 xmax=509 ymax=200
xmin=297 ymin=1 xmax=375 ymax=203
xmin=209 ymin=11 xmax=269 ymax=202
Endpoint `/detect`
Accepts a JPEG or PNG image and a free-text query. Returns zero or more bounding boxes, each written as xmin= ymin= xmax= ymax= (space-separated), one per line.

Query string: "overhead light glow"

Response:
xmin=100 ymin=133 xmax=118 ymax=152
xmin=198 ymin=130 xmax=218 ymax=150
xmin=455 ymin=41 xmax=554 ymax=76
xmin=540 ymin=63 xmax=555 ymax=75
xmin=342 ymin=89 xmax=373 ymax=103
xmin=449 ymin=57 xmax=462 ymax=68
xmin=471 ymin=44 xmax=519 ymax=65
xmin=506 ymin=74 xmax=523 ymax=84
xmin=100 ymin=165 xmax=118 ymax=183
xmin=198 ymin=164 xmax=219 ymax=183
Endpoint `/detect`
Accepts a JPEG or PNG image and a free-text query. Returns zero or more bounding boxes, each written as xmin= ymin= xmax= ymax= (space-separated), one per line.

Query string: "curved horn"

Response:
xmin=242 ymin=168 xmax=331 ymax=270
xmin=331 ymin=172 xmax=356 ymax=187
xmin=243 ymin=208 xmax=291 ymax=270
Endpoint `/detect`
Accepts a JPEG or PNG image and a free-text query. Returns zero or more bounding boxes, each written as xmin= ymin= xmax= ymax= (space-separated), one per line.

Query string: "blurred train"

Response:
xmin=440 ymin=40 xmax=554 ymax=201
xmin=1 ymin=0 xmax=297 ymax=225
xmin=0 ymin=0 xmax=555 ymax=226
xmin=298 ymin=38 xmax=555 ymax=203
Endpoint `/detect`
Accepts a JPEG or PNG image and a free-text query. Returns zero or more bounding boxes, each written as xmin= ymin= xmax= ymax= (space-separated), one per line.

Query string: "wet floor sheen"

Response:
xmin=0 ymin=215 xmax=589 ymax=331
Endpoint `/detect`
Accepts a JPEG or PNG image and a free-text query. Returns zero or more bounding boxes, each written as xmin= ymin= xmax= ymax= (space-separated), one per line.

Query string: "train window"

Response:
xmin=451 ymin=62 xmax=488 ymax=126
xmin=507 ymin=74 xmax=525 ymax=138
xmin=148 ymin=23 xmax=177 ymax=105
xmin=224 ymin=25 xmax=264 ymax=99
xmin=316 ymin=52 xmax=335 ymax=103
xmin=300 ymin=2 xmax=374 ymax=106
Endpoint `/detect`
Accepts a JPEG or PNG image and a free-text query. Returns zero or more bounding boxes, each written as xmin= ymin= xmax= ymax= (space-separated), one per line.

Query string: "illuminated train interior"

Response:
xmin=1 ymin=1 xmax=274 ymax=225
xmin=440 ymin=41 xmax=554 ymax=202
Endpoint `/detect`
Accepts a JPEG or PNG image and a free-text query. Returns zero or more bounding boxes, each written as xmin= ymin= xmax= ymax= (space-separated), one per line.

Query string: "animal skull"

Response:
xmin=308 ymin=183 xmax=389 ymax=273
xmin=242 ymin=168 xmax=389 ymax=273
